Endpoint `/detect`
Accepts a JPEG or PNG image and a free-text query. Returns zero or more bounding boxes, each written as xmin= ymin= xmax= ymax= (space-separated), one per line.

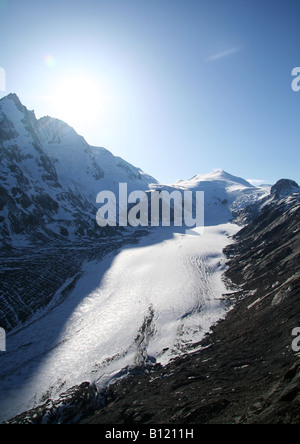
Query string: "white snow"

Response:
xmin=0 ymin=223 xmax=239 ymax=422
xmin=152 ymin=169 xmax=268 ymax=226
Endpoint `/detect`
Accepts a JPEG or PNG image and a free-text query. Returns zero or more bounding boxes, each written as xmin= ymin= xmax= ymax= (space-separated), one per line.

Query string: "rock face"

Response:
xmin=271 ymin=179 xmax=299 ymax=199
xmin=79 ymin=190 xmax=300 ymax=424
xmin=233 ymin=178 xmax=299 ymax=226
xmin=4 ymin=382 xmax=97 ymax=424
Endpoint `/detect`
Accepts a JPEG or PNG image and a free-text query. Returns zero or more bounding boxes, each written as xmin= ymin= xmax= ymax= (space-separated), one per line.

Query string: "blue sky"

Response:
xmin=0 ymin=0 xmax=300 ymax=185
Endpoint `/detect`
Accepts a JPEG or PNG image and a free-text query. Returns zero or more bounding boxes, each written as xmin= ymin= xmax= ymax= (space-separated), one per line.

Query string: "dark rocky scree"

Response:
xmin=5 ymin=382 xmax=97 ymax=424
xmin=5 ymin=185 xmax=300 ymax=424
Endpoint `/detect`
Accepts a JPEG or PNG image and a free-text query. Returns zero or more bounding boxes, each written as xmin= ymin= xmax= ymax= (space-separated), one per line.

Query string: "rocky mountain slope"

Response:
xmin=0 ymin=93 xmax=156 ymax=247
xmin=233 ymin=178 xmax=300 ymax=225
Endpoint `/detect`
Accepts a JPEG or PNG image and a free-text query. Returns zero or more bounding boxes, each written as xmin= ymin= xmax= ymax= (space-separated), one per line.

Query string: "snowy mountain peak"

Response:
xmin=0 ymin=94 xmax=81 ymax=146
xmin=151 ymin=169 xmax=268 ymax=226
xmin=174 ymin=169 xmax=254 ymax=190
xmin=0 ymin=93 xmax=32 ymax=122
xmin=0 ymin=93 xmax=273 ymax=240
xmin=0 ymin=93 xmax=157 ymax=245
xmin=0 ymin=93 xmax=22 ymax=107
xmin=196 ymin=169 xmax=254 ymax=188
xmin=209 ymin=169 xmax=254 ymax=187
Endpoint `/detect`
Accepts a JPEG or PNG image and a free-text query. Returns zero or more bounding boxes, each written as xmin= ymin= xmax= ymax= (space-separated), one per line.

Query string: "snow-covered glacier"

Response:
xmin=0 ymin=223 xmax=239 ymax=422
xmin=0 ymin=94 xmax=270 ymax=422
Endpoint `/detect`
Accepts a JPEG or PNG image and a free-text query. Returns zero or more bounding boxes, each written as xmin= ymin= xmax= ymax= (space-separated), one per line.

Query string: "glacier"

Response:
xmin=0 ymin=94 xmax=270 ymax=422
xmin=0 ymin=223 xmax=239 ymax=421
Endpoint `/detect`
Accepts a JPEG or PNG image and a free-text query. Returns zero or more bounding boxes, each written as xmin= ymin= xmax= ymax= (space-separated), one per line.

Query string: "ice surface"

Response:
xmin=0 ymin=223 xmax=238 ymax=421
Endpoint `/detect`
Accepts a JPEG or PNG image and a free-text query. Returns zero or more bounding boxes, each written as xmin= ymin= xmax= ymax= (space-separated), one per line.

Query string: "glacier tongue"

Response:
xmin=0 ymin=223 xmax=238 ymax=422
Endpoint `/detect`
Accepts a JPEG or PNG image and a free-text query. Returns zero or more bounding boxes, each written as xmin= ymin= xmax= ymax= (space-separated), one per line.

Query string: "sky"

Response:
xmin=0 ymin=0 xmax=300 ymax=185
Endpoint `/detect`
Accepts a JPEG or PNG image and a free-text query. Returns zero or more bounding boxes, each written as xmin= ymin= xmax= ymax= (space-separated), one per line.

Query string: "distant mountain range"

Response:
xmin=0 ymin=93 xmax=277 ymax=245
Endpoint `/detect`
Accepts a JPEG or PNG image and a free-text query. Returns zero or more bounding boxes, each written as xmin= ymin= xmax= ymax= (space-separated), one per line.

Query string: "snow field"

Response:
xmin=0 ymin=223 xmax=238 ymax=421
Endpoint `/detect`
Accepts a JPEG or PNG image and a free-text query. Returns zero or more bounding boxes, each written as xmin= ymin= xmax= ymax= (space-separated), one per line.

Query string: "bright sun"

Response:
xmin=51 ymin=73 xmax=111 ymax=129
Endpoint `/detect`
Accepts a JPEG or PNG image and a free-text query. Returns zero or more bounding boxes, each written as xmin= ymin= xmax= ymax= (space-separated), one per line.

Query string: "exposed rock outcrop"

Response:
xmin=4 ymin=382 xmax=97 ymax=424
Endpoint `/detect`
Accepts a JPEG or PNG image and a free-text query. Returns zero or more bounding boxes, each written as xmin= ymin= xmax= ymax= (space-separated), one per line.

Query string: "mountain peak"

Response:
xmin=271 ymin=179 xmax=300 ymax=198
xmin=214 ymin=168 xmax=226 ymax=175
xmin=183 ymin=170 xmax=254 ymax=189
xmin=0 ymin=93 xmax=22 ymax=107
xmin=211 ymin=169 xmax=254 ymax=186
xmin=0 ymin=93 xmax=33 ymax=121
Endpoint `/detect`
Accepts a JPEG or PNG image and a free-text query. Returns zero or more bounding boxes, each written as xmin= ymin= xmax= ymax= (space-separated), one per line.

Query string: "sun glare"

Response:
xmin=51 ymin=73 xmax=112 ymax=129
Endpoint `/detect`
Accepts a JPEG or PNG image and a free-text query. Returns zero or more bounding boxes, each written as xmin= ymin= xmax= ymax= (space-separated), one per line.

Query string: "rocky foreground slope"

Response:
xmin=6 ymin=183 xmax=300 ymax=424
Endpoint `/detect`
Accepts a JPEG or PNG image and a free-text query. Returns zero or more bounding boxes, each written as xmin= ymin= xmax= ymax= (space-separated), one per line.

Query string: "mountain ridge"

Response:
xmin=0 ymin=93 xmax=157 ymax=246
xmin=0 ymin=93 xmax=269 ymax=241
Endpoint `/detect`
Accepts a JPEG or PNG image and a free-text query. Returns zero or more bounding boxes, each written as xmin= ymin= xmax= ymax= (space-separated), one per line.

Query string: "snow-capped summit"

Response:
xmin=175 ymin=169 xmax=254 ymax=190
xmin=0 ymin=93 xmax=273 ymax=239
xmin=153 ymin=169 xmax=268 ymax=226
